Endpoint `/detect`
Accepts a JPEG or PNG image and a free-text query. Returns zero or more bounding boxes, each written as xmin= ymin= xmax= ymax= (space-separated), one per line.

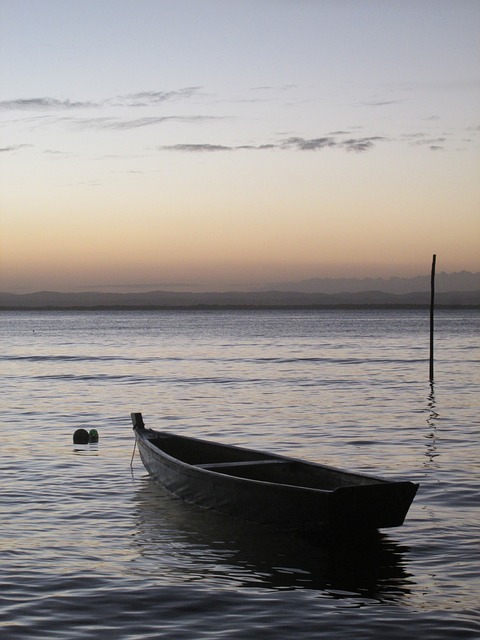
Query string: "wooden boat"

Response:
xmin=131 ymin=413 xmax=418 ymax=533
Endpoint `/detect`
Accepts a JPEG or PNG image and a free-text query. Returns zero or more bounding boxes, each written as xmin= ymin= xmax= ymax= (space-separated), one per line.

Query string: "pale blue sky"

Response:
xmin=1 ymin=0 xmax=479 ymax=292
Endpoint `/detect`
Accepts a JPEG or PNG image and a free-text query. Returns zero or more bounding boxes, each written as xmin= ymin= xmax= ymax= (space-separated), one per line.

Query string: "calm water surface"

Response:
xmin=1 ymin=309 xmax=479 ymax=639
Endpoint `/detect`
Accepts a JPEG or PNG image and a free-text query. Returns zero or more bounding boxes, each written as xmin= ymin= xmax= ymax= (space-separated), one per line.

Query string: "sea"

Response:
xmin=1 ymin=308 xmax=479 ymax=639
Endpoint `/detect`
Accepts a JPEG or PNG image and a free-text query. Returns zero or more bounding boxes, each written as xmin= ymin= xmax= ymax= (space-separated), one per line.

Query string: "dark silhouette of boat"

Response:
xmin=132 ymin=412 xmax=418 ymax=533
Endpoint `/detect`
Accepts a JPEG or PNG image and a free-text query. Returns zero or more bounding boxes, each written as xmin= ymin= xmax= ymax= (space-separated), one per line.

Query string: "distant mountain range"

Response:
xmin=1 ymin=272 xmax=479 ymax=308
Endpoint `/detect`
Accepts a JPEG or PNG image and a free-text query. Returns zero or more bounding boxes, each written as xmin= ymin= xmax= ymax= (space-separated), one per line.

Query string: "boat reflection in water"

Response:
xmin=130 ymin=480 xmax=415 ymax=598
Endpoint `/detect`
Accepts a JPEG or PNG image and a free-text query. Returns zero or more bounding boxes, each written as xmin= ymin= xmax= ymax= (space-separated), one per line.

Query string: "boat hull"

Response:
xmin=132 ymin=414 xmax=418 ymax=533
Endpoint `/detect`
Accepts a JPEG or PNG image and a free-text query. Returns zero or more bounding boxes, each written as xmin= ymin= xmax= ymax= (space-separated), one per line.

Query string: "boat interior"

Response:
xmin=147 ymin=432 xmax=381 ymax=491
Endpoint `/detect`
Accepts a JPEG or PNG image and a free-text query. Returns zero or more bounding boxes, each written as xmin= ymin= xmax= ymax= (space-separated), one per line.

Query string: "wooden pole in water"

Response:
xmin=429 ymin=254 xmax=436 ymax=383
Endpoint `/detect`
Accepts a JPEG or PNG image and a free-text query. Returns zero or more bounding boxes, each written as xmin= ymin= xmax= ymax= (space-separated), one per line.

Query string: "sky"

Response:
xmin=1 ymin=0 xmax=479 ymax=293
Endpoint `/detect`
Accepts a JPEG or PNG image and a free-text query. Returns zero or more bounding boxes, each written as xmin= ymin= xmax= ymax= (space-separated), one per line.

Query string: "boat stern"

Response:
xmin=330 ymin=481 xmax=419 ymax=530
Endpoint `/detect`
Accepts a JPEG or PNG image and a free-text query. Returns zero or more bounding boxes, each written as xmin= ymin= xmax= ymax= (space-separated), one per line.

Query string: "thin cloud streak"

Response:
xmin=363 ymin=99 xmax=407 ymax=107
xmin=160 ymin=135 xmax=386 ymax=153
xmin=0 ymin=88 xmax=202 ymax=111
xmin=341 ymin=137 xmax=385 ymax=152
xmin=281 ymin=137 xmax=337 ymax=150
xmin=401 ymin=132 xmax=449 ymax=150
xmin=1 ymin=114 xmax=223 ymax=133
xmin=110 ymin=87 xmax=201 ymax=106
xmin=160 ymin=143 xmax=233 ymax=152
xmin=70 ymin=115 xmax=223 ymax=130
xmin=0 ymin=98 xmax=97 ymax=110
xmin=0 ymin=143 xmax=32 ymax=152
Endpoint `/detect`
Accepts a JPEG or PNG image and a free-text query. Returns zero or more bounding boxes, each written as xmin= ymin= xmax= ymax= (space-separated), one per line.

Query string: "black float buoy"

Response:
xmin=73 ymin=428 xmax=89 ymax=444
xmin=89 ymin=429 xmax=99 ymax=443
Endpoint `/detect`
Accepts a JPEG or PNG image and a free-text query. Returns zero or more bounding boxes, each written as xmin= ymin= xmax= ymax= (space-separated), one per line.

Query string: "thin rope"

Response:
xmin=130 ymin=439 xmax=137 ymax=468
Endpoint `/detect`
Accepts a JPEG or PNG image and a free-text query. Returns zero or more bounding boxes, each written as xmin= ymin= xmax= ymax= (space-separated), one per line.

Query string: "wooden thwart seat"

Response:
xmin=195 ymin=459 xmax=288 ymax=470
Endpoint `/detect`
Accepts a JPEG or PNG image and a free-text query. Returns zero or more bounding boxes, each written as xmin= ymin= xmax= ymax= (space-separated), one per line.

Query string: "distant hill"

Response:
xmin=1 ymin=286 xmax=479 ymax=309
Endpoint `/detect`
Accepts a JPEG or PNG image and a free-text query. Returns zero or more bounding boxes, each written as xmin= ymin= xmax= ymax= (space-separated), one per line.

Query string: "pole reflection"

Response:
xmin=424 ymin=382 xmax=439 ymax=466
